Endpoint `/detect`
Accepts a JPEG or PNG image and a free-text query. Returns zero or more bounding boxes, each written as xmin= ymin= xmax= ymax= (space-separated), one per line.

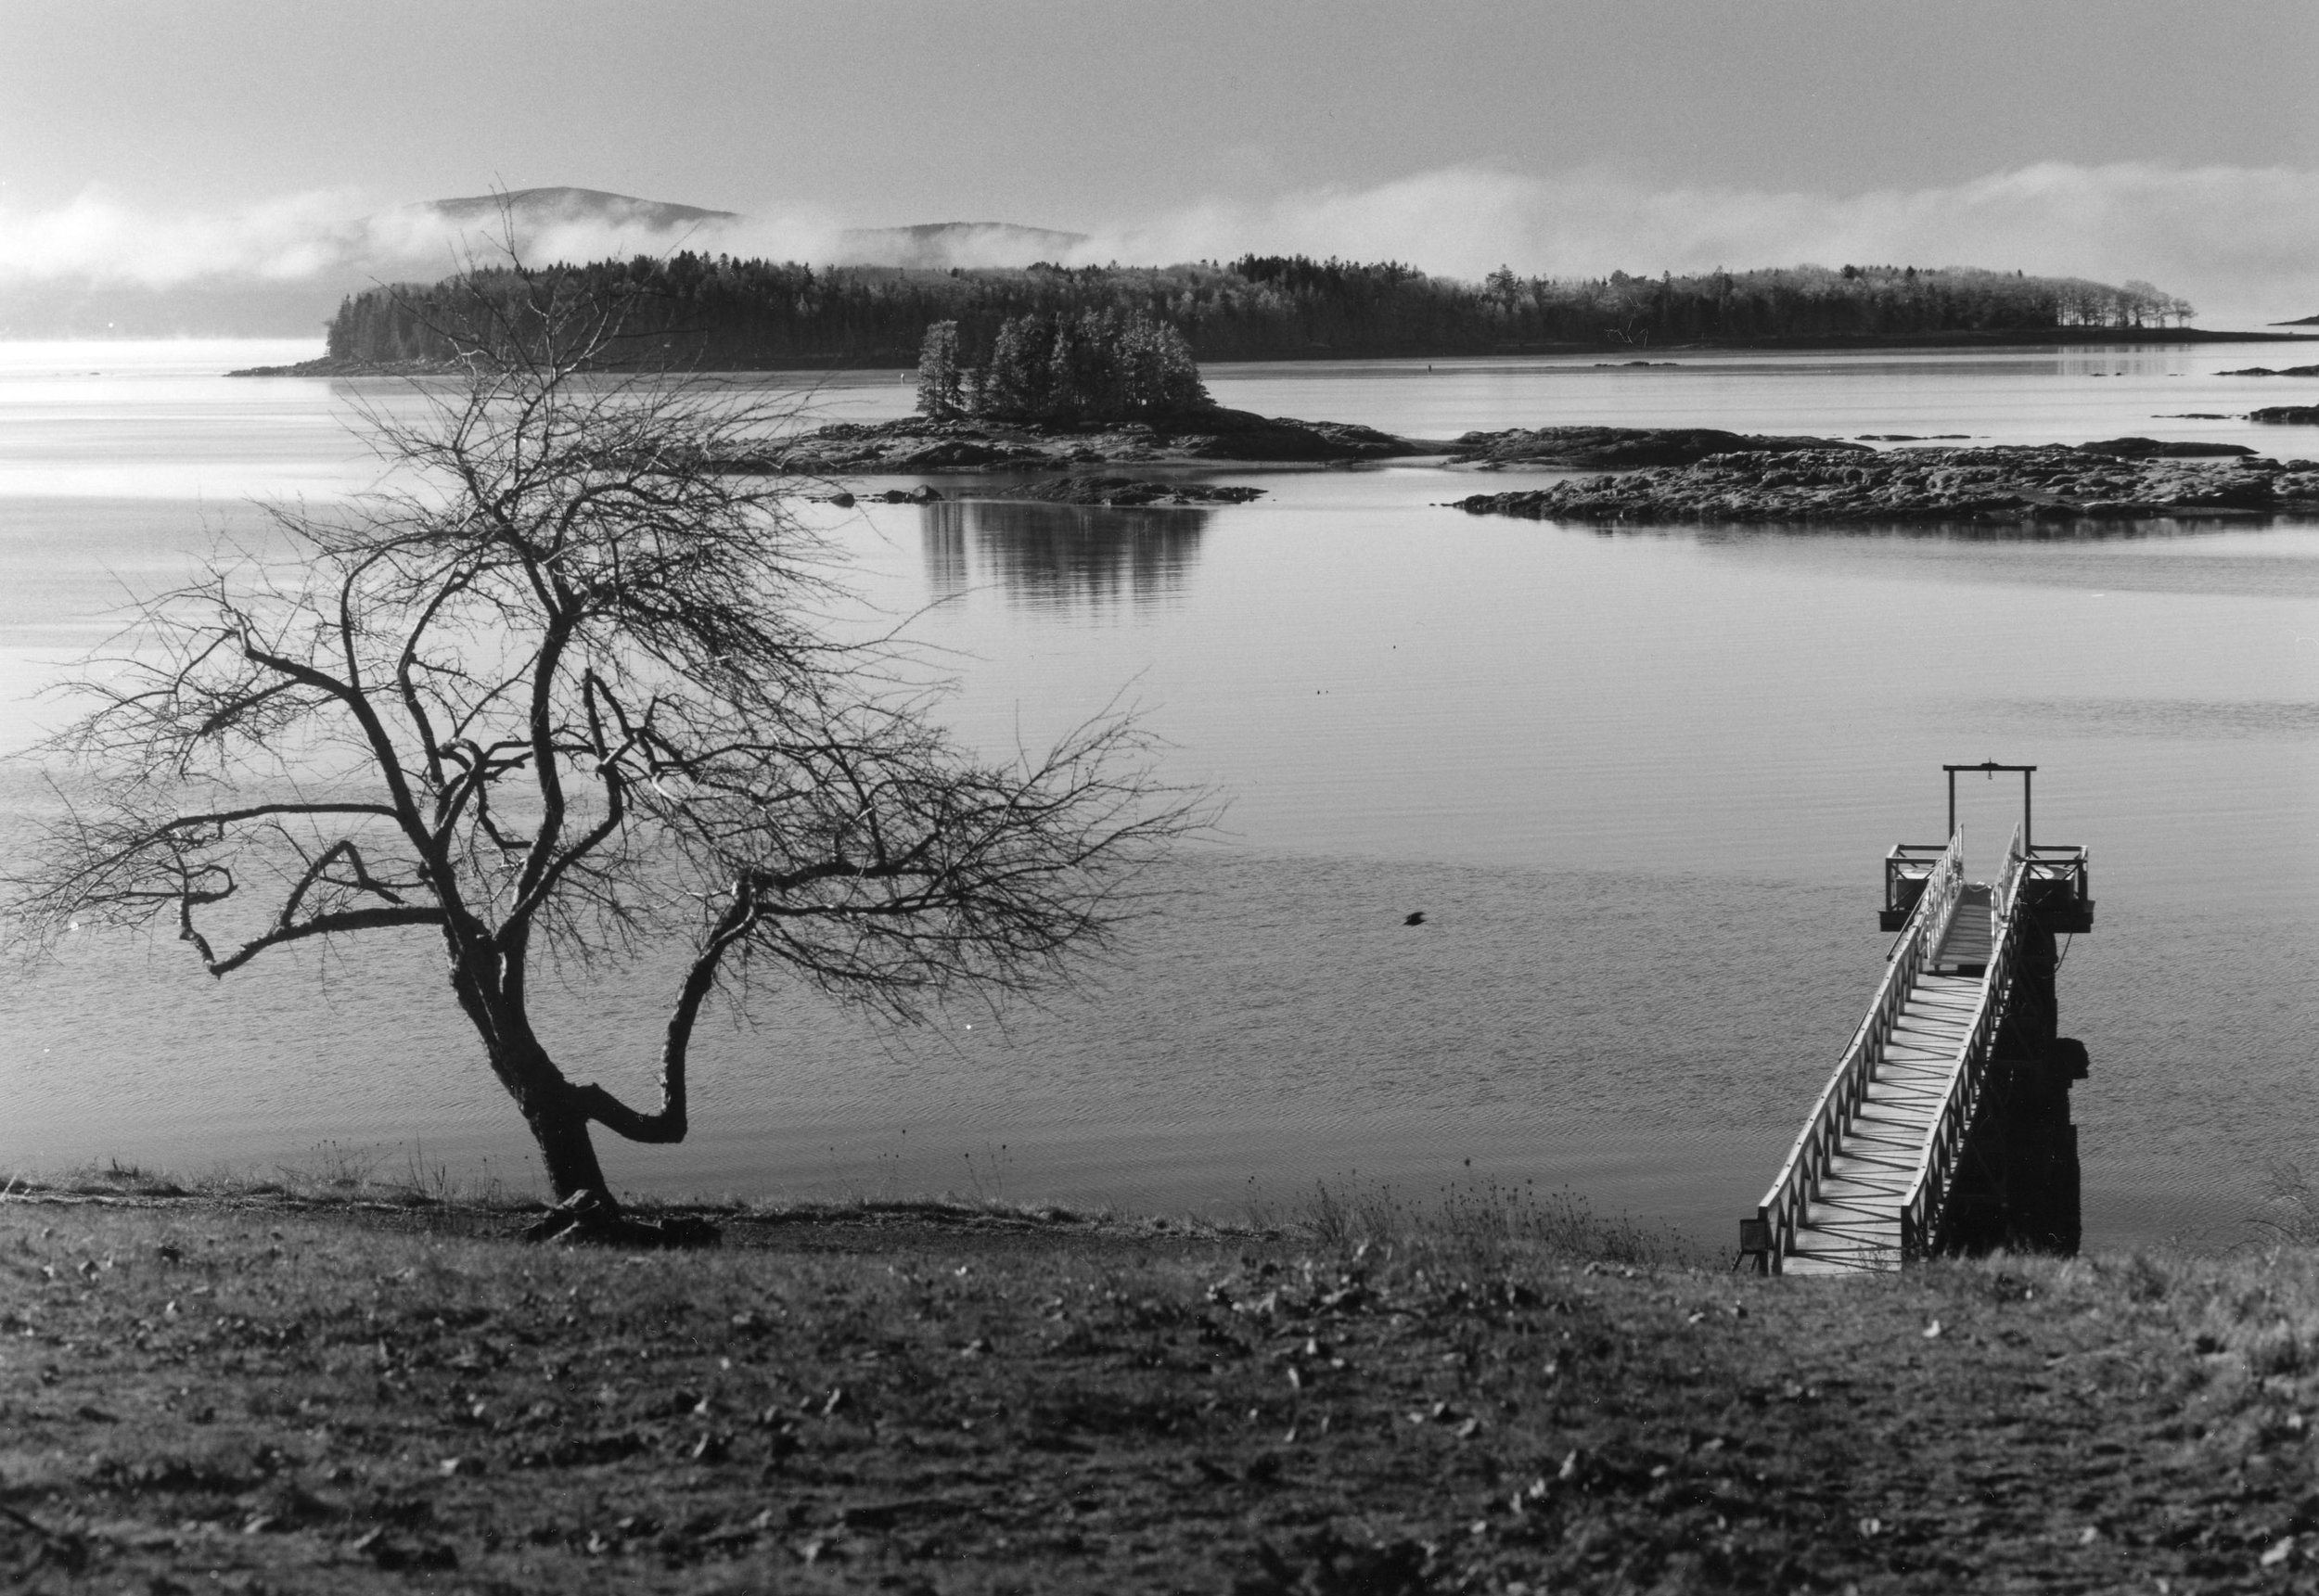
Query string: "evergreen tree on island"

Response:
xmin=915 ymin=320 xmax=967 ymax=418
xmin=917 ymin=310 xmax=1210 ymax=425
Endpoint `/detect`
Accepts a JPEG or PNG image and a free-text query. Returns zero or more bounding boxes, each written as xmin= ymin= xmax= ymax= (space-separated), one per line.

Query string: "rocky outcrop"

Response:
xmin=2074 ymin=438 xmax=2256 ymax=458
xmin=746 ymin=409 xmax=1424 ymax=475
xmin=2218 ymin=365 xmax=2319 ymax=377
xmin=1449 ymin=446 xmax=2319 ymax=526
xmin=2250 ymin=407 xmax=2319 ymax=426
xmin=1442 ymin=426 xmax=1869 ymax=469
xmin=972 ymin=477 xmax=1265 ymax=506
xmin=227 ymin=356 xmax=462 ymax=378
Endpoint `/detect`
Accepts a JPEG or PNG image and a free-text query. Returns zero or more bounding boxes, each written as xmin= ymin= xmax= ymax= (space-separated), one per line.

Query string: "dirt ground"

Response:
xmin=4 ymin=1192 xmax=2318 ymax=1593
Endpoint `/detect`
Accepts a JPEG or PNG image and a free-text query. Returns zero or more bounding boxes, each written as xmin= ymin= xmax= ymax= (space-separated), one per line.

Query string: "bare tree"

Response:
xmin=4 ymin=269 xmax=1198 ymax=1232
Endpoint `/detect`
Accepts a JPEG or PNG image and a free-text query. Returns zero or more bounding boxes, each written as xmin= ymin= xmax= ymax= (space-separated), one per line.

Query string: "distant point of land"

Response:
xmin=236 ymin=255 xmax=2316 ymax=379
xmin=225 ymin=325 xmax=2317 ymax=381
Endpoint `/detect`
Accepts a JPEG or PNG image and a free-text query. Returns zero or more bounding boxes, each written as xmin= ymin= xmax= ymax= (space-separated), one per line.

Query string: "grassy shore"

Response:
xmin=3 ymin=1168 xmax=2316 ymax=1593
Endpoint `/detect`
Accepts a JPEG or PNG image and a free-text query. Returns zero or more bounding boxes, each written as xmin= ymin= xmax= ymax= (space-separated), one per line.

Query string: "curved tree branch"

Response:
xmin=190 ymin=905 xmax=447 ymax=977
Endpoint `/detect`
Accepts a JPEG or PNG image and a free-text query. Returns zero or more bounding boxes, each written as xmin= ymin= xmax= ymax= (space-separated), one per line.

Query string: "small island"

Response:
xmin=971 ymin=476 xmax=1266 ymax=506
xmin=1451 ymin=442 xmax=2319 ymax=525
xmin=737 ymin=311 xmax=1430 ymax=471
xmin=1443 ymin=426 xmax=1869 ymax=469
xmin=761 ymin=411 xmax=1420 ymax=473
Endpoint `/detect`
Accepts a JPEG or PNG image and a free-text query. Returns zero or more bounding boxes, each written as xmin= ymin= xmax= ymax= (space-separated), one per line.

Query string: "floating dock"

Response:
xmin=1741 ymin=764 xmax=2095 ymax=1274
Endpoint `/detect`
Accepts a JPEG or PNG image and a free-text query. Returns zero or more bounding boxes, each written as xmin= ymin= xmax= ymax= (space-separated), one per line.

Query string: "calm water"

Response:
xmin=2 ymin=338 xmax=2314 ymax=1252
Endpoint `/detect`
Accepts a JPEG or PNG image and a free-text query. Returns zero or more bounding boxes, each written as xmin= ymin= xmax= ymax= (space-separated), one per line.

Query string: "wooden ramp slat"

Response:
xmin=1782 ymin=895 xmax=1998 ymax=1277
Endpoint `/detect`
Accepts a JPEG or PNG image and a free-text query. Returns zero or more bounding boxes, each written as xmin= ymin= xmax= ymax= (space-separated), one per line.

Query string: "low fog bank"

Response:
xmin=4 ymin=162 xmax=2313 ymax=338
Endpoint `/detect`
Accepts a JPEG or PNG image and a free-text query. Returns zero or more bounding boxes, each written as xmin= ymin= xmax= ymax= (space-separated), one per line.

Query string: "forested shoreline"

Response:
xmin=307 ymin=255 xmax=2209 ymax=372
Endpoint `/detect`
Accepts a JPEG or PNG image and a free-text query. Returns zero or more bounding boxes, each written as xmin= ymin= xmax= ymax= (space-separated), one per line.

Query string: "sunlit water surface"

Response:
xmin=2 ymin=338 xmax=2315 ymax=1252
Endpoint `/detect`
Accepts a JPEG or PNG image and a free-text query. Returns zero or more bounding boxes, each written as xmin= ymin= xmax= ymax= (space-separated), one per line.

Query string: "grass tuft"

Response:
xmin=1291 ymin=1174 xmax=1694 ymax=1272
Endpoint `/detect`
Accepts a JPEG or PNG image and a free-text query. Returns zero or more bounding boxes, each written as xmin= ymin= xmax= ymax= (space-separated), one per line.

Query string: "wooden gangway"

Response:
xmin=1741 ymin=766 xmax=2094 ymax=1274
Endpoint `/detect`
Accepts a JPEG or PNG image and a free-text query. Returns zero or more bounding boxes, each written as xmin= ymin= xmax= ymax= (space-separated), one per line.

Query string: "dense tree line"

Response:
xmin=916 ymin=311 xmax=1208 ymax=422
xmin=325 ymin=253 xmax=2194 ymax=369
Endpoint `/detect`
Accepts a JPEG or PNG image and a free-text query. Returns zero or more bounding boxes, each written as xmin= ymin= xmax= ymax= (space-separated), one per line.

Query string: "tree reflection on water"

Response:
xmin=920 ymin=499 xmax=1207 ymax=612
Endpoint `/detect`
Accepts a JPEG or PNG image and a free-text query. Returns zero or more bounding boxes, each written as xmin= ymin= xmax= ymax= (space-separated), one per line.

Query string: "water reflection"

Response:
xmin=920 ymin=498 xmax=1207 ymax=612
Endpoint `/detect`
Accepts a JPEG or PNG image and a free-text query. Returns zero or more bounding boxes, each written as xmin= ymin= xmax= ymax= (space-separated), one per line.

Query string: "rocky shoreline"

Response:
xmin=728 ymin=409 xmax=1429 ymax=473
xmin=1450 ymin=442 xmax=2319 ymax=526
xmin=1443 ymin=426 xmax=1869 ymax=468
xmin=971 ymin=476 xmax=1266 ymax=506
xmin=824 ymin=476 xmax=1266 ymax=508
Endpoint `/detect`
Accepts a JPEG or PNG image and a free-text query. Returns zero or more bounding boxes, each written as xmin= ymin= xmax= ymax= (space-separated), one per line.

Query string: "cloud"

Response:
xmin=346 ymin=204 xmax=844 ymax=280
xmin=0 ymin=185 xmax=835 ymax=292
xmin=0 ymin=188 xmax=367 ymax=287
xmin=4 ymin=164 xmax=2314 ymax=326
xmin=1069 ymin=162 xmax=2319 ymax=323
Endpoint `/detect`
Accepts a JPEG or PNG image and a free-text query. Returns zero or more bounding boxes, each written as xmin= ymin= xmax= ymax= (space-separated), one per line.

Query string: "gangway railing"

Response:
xmin=1740 ymin=829 xmax=1967 ymax=1272
xmin=1897 ymin=825 xmax=2030 ymax=1259
xmin=1881 ymin=841 xmax=1954 ymax=932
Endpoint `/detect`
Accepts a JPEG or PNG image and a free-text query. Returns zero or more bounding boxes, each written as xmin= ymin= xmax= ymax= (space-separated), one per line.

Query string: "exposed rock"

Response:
xmin=972 ymin=477 xmax=1266 ymax=507
xmin=2074 ymin=438 xmax=2256 ymax=458
xmin=1442 ymin=426 xmax=1869 ymax=469
xmin=745 ymin=409 xmax=1424 ymax=475
xmin=1185 ymin=409 xmax=1420 ymax=462
xmin=1448 ymin=446 xmax=2319 ymax=526
xmin=2217 ymin=365 xmax=2319 ymax=377
xmin=2250 ymin=407 xmax=2319 ymax=426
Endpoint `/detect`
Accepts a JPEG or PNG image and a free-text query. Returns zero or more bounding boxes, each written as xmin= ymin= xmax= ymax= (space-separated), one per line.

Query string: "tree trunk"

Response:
xmin=445 ymin=951 xmax=616 ymax=1204
xmin=520 ymin=1081 xmax=613 ymax=1202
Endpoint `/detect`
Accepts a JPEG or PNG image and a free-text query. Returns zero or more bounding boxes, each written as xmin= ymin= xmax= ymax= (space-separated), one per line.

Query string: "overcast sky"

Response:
xmin=4 ymin=0 xmax=2315 ymax=318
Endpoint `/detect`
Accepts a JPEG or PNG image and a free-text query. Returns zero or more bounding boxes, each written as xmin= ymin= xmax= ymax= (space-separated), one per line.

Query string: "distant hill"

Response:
xmin=0 ymin=189 xmax=1099 ymax=338
xmin=347 ymin=186 xmax=748 ymax=279
xmin=2274 ymin=313 xmax=2319 ymax=326
xmin=836 ymin=222 xmax=1089 ymax=270
xmin=412 ymin=186 xmax=740 ymax=233
xmin=0 ymin=185 xmax=751 ymax=338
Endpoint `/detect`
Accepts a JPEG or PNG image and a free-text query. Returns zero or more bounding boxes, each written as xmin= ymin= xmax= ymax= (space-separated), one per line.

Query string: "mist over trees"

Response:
xmin=325 ymin=254 xmax=2195 ymax=371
